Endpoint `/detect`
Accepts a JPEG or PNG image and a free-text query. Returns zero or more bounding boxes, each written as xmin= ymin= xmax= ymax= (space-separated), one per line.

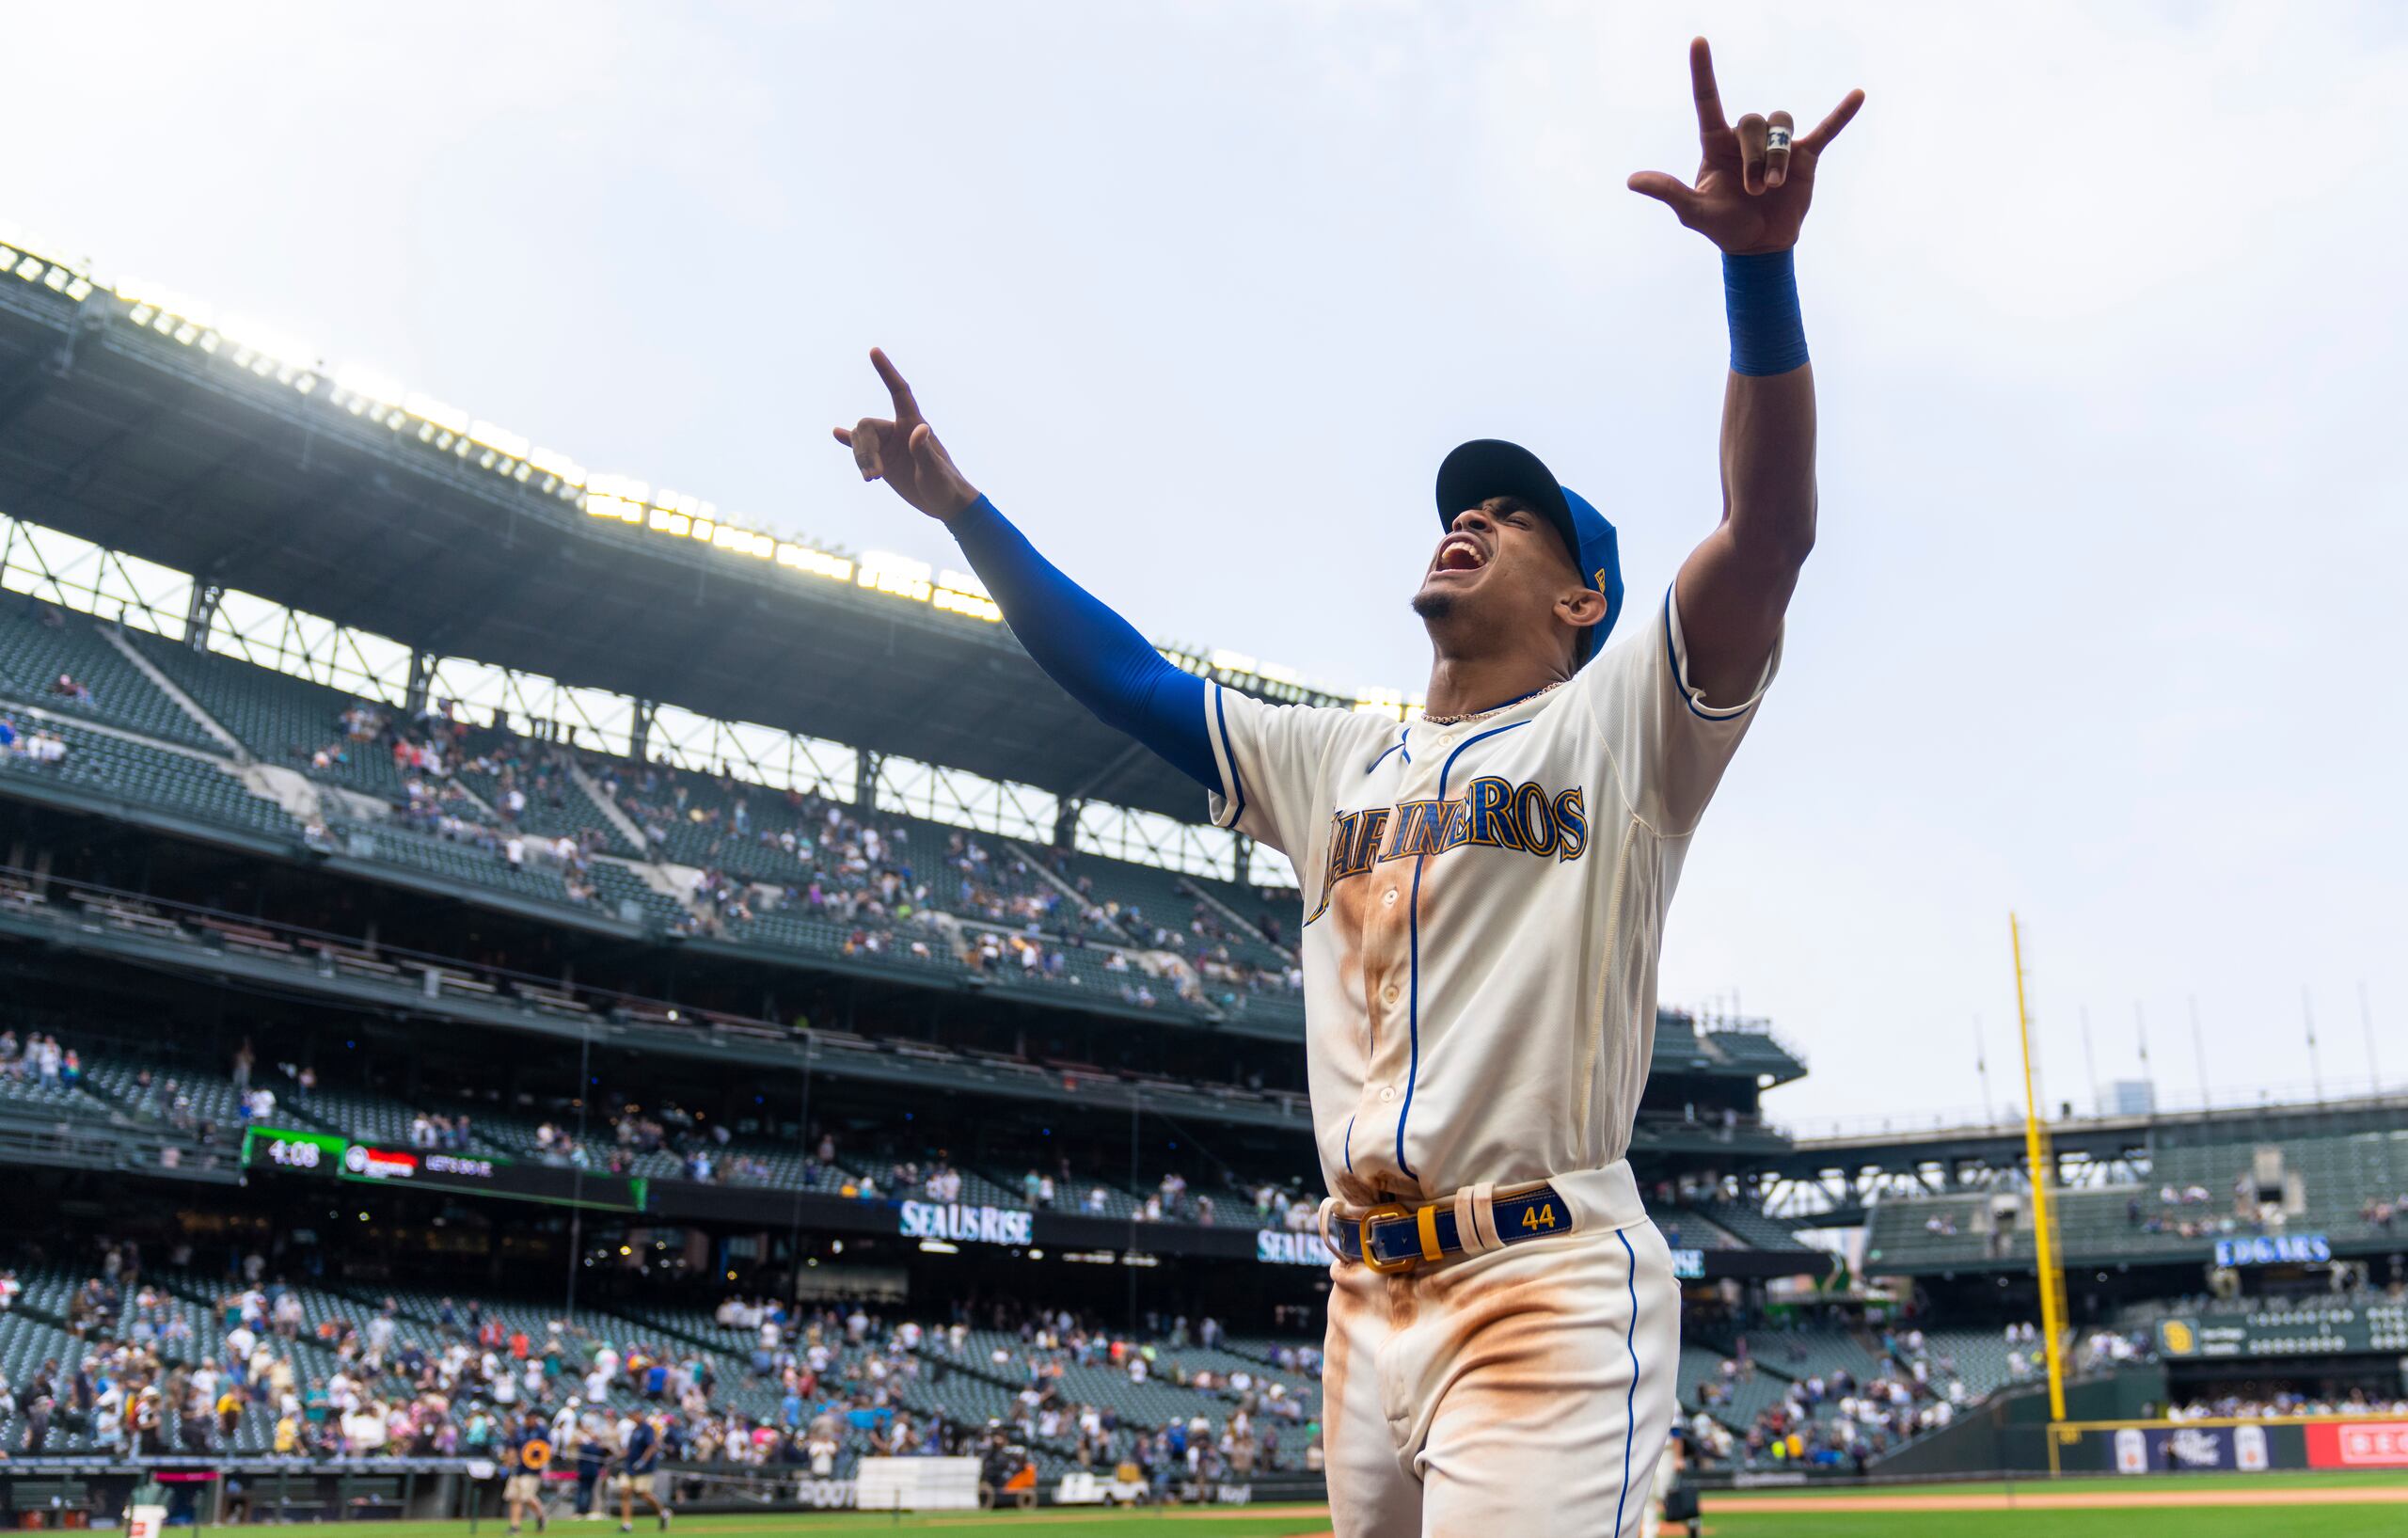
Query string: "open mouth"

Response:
xmin=1432 ymin=534 xmax=1487 ymax=576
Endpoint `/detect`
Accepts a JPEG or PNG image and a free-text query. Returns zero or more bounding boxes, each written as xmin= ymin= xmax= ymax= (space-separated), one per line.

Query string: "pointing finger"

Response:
xmin=868 ymin=348 xmax=919 ymax=420
xmin=1797 ymin=89 xmax=1866 ymax=154
xmin=1688 ymin=37 xmax=1728 ymax=137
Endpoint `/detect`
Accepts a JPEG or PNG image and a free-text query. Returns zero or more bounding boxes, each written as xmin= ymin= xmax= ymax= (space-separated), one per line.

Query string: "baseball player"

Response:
xmin=834 ymin=38 xmax=1860 ymax=1538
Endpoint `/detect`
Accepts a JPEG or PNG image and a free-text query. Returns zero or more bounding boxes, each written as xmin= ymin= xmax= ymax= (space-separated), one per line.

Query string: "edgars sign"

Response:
xmin=897 ymin=1201 xmax=1033 ymax=1245
xmin=2213 ymin=1234 xmax=2332 ymax=1267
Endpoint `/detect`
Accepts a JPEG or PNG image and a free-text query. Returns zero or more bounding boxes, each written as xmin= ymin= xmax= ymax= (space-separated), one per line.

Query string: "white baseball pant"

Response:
xmin=1318 ymin=1162 xmax=1681 ymax=1538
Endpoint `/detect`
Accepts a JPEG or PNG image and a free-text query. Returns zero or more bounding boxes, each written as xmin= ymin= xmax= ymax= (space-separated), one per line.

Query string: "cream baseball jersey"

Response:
xmin=1204 ymin=589 xmax=1778 ymax=1207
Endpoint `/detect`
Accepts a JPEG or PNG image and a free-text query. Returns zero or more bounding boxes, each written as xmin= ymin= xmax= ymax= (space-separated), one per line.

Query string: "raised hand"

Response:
xmin=1627 ymin=38 xmax=1863 ymax=256
xmin=832 ymin=349 xmax=981 ymax=521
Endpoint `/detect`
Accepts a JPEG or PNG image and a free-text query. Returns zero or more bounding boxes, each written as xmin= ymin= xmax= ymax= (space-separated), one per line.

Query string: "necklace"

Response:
xmin=1418 ymin=678 xmax=1566 ymax=727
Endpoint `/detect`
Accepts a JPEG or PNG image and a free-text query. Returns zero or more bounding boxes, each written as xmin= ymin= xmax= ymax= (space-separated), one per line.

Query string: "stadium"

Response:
xmin=2 ymin=2 xmax=2406 ymax=1520
xmin=0 ymin=229 xmax=2400 ymax=1536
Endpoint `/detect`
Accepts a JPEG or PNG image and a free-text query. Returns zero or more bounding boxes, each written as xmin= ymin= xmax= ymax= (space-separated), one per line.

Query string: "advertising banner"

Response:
xmin=1256 ymin=1229 xmax=1334 ymax=1267
xmin=895 ymin=1201 xmax=1033 ymax=1246
xmin=2113 ymin=1425 xmax=2269 ymax=1473
xmin=855 ymin=1456 xmax=980 ymax=1512
xmin=2305 ymin=1421 xmax=2408 ymax=1469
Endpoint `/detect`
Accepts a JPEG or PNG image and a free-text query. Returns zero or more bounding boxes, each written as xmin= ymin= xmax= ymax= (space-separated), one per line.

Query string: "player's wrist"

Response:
xmin=1722 ymin=248 xmax=1808 ymax=377
xmin=938 ymin=489 xmax=992 ymax=528
xmin=936 ymin=484 xmax=984 ymax=523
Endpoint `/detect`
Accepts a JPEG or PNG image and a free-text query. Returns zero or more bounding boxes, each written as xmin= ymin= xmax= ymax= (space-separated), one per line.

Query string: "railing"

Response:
xmin=0 ymin=1113 xmax=239 ymax=1181
xmin=1776 ymin=1080 xmax=2408 ymax=1144
xmin=0 ymin=864 xmax=1331 ymax=1129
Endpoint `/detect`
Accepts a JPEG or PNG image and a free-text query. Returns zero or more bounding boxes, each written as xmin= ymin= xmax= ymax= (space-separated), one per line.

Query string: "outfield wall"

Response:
xmin=2049 ymin=1416 xmax=2408 ymax=1475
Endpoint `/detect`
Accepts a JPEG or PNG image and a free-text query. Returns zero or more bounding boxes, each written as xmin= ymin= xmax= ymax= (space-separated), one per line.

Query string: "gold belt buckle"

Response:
xmin=1358 ymin=1202 xmax=1417 ymax=1274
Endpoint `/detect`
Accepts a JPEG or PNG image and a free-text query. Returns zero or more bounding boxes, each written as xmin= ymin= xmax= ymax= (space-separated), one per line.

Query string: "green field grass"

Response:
xmin=1703 ymin=1467 xmax=2407 ymax=1537
xmin=163 ymin=1476 xmax=2408 ymax=1538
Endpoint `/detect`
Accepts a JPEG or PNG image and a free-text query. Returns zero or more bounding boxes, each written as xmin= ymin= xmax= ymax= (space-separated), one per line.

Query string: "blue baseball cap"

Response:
xmin=1434 ymin=438 xmax=1624 ymax=666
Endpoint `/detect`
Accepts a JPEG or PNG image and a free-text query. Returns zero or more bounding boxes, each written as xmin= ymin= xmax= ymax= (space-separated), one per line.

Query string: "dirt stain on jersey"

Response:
xmin=1419 ymin=1266 xmax=1580 ymax=1436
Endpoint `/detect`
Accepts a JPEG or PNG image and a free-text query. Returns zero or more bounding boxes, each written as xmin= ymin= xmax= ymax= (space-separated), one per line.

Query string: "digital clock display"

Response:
xmin=241 ymin=1126 xmax=349 ymax=1174
xmin=265 ymin=1137 xmax=325 ymax=1169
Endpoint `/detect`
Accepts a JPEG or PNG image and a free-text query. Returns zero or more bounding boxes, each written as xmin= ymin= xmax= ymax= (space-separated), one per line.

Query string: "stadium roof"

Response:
xmin=0 ymin=240 xmax=1402 ymax=824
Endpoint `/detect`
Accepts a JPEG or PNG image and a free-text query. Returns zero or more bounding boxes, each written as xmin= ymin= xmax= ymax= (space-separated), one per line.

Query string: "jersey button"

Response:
xmin=1381 ymin=983 xmax=1400 ymax=1006
xmin=1376 ymin=1086 xmax=1397 ymax=1104
xmin=1381 ymin=889 xmax=1399 ymax=907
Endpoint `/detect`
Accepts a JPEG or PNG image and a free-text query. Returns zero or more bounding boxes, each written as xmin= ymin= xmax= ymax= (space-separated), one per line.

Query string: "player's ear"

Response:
xmin=1558 ymin=585 xmax=1606 ymax=637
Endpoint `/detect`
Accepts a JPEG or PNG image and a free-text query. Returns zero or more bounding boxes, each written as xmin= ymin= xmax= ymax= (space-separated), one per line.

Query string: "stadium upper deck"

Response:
xmin=0 ymin=235 xmax=1402 ymax=827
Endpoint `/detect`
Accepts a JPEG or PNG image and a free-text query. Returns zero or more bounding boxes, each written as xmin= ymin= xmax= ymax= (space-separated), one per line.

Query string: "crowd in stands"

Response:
xmin=305 ymin=704 xmax=393 ymax=779
xmin=1105 ymin=897 xmax=1301 ymax=1011
xmin=0 ymin=713 xmax=70 ymax=767
xmin=663 ymin=791 xmax=1083 ymax=963
xmin=525 ymin=1113 xmax=777 ymax=1187
xmin=0 ymin=1030 xmax=81 ymax=1090
xmin=3 ymin=605 xmax=1309 ymax=1005
xmin=0 ymin=1240 xmax=1316 ymax=1483
xmin=2075 ymin=1324 xmax=2153 ymax=1372
xmin=404 ymin=1114 xmax=480 ymax=1153
xmin=1693 ymin=1320 xmax=2042 ymax=1470
xmin=2167 ymin=1388 xmax=2408 ymax=1420
xmin=929 ymin=1303 xmax=1315 ymax=1483
xmin=307 ymin=700 xmax=625 ymax=912
xmin=5 ymin=1261 xmax=828 ymax=1464
xmin=2125 ymin=1175 xmax=2289 ymax=1241
xmin=648 ymin=781 xmax=1299 ymax=1015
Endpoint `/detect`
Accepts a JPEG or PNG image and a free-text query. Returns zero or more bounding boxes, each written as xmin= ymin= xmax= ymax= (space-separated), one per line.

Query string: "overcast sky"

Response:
xmin=8 ymin=2 xmax=2401 ymax=1127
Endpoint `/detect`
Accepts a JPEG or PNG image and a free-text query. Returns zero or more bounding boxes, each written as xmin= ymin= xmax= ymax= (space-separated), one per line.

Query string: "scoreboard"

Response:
xmin=242 ymin=1126 xmax=646 ymax=1213
xmin=2157 ymin=1302 xmax=2408 ymax=1359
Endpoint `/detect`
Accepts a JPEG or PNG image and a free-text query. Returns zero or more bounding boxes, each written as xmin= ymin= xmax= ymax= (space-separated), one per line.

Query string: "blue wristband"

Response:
xmin=1723 ymin=249 xmax=1809 ymax=376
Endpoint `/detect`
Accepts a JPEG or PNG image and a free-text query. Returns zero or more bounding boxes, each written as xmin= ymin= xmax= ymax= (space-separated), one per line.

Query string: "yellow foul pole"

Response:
xmin=2011 ymin=912 xmax=2068 ymax=1422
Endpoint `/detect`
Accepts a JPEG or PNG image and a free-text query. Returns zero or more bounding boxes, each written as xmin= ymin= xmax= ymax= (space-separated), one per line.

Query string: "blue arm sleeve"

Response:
xmin=946 ymin=495 xmax=1217 ymax=793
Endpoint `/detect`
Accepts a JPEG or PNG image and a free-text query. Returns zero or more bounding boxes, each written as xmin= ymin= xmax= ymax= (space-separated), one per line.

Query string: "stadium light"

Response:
xmin=931 ymin=566 xmax=1002 ymax=624
xmin=858 ymin=549 xmax=934 ymax=602
xmin=776 ymin=542 xmax=853 ymax=583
